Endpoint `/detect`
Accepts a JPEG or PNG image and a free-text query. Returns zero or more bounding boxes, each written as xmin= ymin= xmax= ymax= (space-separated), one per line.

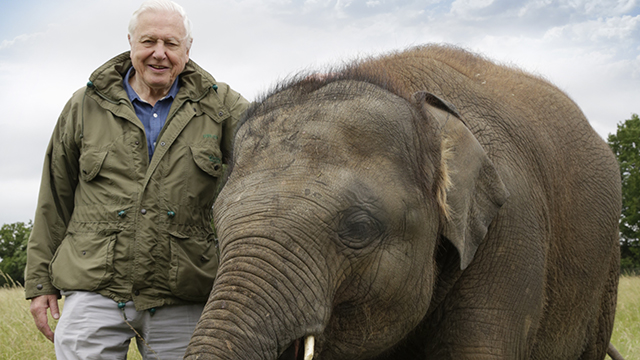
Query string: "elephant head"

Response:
xmin=185 ymin=72 xmax=508 ymax=359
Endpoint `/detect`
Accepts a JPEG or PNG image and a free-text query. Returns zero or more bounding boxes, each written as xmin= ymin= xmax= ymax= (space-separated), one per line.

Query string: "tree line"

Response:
xmin=2 ymin=114 xmax=639 ymax=286
xmin=607 ymin=114 xmax=640 ymax=273
xmin=0 ymin=221 xmax=30 ymax=286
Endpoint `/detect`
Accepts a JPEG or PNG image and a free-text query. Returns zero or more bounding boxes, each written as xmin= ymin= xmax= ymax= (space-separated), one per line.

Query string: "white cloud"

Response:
xmin=517 ymin=0 xmax=552 ymax=17
xmin=563 ymin=0 xmax=638 ymax=16
xmin=546 ymin=14 xmax=640 ymax=43
xmin=451 ymin=0 xmax=496 ymax=17
xmin=585 ymin=15 xmax=639 ymax=41
xmin=0 ymin=32 xmax=44 ymax=50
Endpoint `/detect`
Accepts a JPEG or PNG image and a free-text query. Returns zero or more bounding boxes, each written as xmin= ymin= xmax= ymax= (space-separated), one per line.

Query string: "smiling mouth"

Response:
xmin=149 ymin=64 xmax=168 ymax=70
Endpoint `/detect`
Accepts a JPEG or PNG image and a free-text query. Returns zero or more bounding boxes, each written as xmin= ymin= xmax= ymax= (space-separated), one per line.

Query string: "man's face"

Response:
xmin=128 ymin=10 xmax=191 ymax=94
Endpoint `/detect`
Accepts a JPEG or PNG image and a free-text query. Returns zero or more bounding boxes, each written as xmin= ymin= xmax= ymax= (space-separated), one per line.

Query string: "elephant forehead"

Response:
xmin=309 ymin=81 xmax=416 ymax=136
xmin=235 ymin=85 xmax=419 ymax=165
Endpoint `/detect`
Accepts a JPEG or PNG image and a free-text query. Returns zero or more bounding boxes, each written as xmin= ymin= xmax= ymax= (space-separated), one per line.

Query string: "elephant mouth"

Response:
xmin=279 ymin=336 xmax=315 ymax=360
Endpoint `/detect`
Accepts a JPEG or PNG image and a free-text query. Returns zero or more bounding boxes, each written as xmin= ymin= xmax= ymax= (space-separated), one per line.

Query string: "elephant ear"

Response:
xmin=413 ymin=91 xmax=509 ymax=270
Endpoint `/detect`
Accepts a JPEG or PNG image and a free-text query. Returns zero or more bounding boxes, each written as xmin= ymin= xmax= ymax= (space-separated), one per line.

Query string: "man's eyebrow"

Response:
xmin=138 ymin=35 xmax=182 ymax=43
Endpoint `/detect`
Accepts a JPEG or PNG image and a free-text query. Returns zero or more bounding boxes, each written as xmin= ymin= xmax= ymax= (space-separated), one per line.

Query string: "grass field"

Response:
xmin=611 ymin=276 xmax=640 ymax=359
xmin=1 ymin=275 xmax=638 ymax=359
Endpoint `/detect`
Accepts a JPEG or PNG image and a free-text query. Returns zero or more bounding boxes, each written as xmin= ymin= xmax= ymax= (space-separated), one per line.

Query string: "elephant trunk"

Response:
xmin=185 ymin=234 xmax=329 ymax=360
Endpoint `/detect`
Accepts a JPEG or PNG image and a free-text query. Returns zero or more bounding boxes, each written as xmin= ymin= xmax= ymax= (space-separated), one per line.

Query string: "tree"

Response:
xmin=607 ymin=114 xmax=640 ymax=272
xmin=0 ymin=221 xmax=32 ymax=286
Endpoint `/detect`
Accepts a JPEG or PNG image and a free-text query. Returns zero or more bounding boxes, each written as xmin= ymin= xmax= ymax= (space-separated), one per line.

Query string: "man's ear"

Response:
xmin=413 ymin=91 xmax=510 ymax=270
xmin=185 ymin=38 xmax=192 ymax=58
xmin=128 ymin=34 xmax=133 ymax=59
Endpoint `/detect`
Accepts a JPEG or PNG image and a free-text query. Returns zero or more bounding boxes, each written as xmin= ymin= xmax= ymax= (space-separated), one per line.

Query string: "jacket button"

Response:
xmin=167 ymin=211 xmax=176 ymax=218
xmin=36 ymin=284 xmax=43 ymax=290
xmin=117 ymin=210 xmax=126 ymax=217
xmin=134 ymin=290 xmax=140 ymax=296
xmin=160 ymin=142 xmax=166 ymax=147
xmin=135 ymin=141 xmax=140 ymax=145
xmin=218 ymin=111 xmax=224 ymax=117
xmin=141 ymin=209 xmax=147 ymax=215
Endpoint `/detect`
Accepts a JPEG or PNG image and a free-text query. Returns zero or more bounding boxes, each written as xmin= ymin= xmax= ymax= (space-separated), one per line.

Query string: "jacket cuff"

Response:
xmin=24 ymin=278 xmax=60 ymax=300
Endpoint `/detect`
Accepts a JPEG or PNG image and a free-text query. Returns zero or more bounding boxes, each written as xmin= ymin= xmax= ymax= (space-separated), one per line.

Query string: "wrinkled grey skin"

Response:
xmin=185 ymin=45 xmax=622 ymax=360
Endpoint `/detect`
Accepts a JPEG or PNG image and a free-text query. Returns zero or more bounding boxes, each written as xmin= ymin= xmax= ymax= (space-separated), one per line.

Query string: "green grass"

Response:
xmin=0 ymin=273 xmax=637 ymax=359
xmin=611 ymin=275 xmax=639 ymax=359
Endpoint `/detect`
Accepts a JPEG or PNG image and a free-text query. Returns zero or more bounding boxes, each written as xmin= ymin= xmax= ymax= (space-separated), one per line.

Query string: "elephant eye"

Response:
xmin=338 ymin=207 xmax=385 ymax=249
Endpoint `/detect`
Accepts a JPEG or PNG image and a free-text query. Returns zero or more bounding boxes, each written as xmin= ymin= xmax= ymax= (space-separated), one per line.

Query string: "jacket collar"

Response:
xmin=88 ymin=51 xmax=217 ymax=103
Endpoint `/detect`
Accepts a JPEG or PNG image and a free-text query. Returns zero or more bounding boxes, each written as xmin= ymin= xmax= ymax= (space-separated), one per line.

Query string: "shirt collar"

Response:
xmin=123 ymin=66 xmax=180 ymax=104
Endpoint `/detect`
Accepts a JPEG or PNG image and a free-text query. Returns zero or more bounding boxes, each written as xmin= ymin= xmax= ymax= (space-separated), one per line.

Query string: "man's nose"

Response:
xmin=152 ymin=42 xmax=167 ymax=59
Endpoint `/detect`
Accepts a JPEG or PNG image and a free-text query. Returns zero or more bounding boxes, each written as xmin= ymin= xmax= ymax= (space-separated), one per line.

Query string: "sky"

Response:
xmin=0 ymin=0 xmax=639 ymax=225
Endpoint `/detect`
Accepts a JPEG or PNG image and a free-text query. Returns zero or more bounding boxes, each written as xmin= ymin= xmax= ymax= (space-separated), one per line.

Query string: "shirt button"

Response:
xmin=141 ymin=209 xmax=147 ymax=215
xmin=153 ymin=113 xmax=158 ymax=118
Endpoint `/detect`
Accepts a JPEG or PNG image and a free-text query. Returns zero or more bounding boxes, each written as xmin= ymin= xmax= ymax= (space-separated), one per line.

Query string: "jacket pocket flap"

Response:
xmin=79 ymin=150 xmax=108 ymax=182
xmin=189 ymin=145 xmax=224 ymax=177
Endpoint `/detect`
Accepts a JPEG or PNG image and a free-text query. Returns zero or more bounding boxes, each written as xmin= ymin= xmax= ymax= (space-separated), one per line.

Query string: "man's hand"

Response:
xmin=30 ymin=294 xmax=60 ymax=342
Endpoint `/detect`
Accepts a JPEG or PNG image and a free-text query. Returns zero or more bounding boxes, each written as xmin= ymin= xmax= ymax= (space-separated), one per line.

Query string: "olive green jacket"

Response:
xmin=25 ymin=52 xmax=249 ymax=310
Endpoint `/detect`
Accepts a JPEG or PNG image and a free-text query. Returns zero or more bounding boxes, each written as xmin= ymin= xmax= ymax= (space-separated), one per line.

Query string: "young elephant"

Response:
xmin=185 ymin=45 xmax=622 ymax=360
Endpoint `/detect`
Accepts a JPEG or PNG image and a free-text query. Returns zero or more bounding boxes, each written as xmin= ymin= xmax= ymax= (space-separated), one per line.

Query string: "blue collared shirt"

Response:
xmin=123 ymin=66 xmax=180 ymax=161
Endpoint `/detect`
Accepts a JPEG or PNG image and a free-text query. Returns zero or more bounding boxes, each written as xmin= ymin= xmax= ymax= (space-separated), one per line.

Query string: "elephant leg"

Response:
xmin=578 ymin=252 xmax=620 ymax=360
xmin=431 ymin=298 xmax=542 ymax=359
xmin=422 ymin=244 xmax=546 ymax=359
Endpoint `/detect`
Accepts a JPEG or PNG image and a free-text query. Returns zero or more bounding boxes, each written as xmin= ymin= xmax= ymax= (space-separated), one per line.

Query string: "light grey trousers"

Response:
xmin=54 ymin=291 xmax=205 ymax=360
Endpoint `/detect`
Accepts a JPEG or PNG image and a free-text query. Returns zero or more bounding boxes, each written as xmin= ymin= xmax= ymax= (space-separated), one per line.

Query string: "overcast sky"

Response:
xmin=1 ymin=0 xmax=639 ymax=225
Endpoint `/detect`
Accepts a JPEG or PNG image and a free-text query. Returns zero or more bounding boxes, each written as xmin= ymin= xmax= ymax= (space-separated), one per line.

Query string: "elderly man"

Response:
xmin=25 ymin=1 xmax=249 ymax=358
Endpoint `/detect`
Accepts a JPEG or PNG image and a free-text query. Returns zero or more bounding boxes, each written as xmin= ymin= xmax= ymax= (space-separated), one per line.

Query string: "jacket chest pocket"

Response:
xmin=177 ymin=144 xmax=225 ymax=207
xmin=78 ymin=144 xmax=134 ymax=203
xmin=190 ymin=145 xmax=225 ymax=177
xmin=79 ymin=150 xmax=108 ymax=182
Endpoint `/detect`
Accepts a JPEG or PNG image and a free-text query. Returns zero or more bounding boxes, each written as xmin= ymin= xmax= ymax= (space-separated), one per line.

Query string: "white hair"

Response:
xmin=128 ymin=0 xmax=193 ymax=43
